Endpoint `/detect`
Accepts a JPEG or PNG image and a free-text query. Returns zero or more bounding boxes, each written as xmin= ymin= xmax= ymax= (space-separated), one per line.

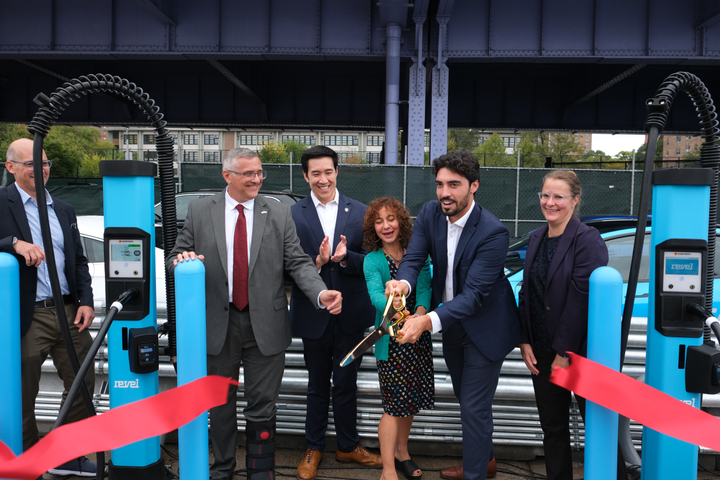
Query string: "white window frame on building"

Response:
xmin=124 ymin=134 xmax=138 ymax=145
xmin=184 ymin=151 xmax=199 ymax=162
xmin=502 ymin=136 xmax=521 ymax=148
xmin=367 ymin=135 xmax=384 ymax=146
xmin=281 ymin=134 xmax=316 ymax=146
xmin=324 ymin=135 xmax=359 ymax=147
xmin=143 ymin=134 xmax=155 ymax=144
xmin=204 ymin=151 xmax=220 ymax=162
xmin=184 ymin=134 xmax=199 ymax=145
xmin=204 ymin=134 xmax=219 ymax=145
xmin=367 ymin=152 xmax=382 ymax=163
xmin=675 ymin=148 xmax=681 ymax=155
xmin=239 ymin=134 xmax=275 ymax=145
xmin=144 ymin=151 xmax=158 ymax=161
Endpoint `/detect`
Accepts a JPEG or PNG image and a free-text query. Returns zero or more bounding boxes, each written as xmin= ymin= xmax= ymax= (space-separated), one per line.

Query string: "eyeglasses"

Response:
xmin=538 ymin=192 xmax=574 ymax=203
xmin=10 ymin=160 xmax=53 ymax=170
xmin=226 ymin=169 xmax=267 ymax=179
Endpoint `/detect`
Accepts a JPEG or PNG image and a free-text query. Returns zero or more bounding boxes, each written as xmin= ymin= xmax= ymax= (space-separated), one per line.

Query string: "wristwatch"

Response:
xmin=12 ymin=236 xmax=18 ymax=247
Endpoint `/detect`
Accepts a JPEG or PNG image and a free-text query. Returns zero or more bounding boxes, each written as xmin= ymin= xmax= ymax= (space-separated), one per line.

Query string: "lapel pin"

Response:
xmin=345 ymin=208 xmax=349 ymax=212
xmin=261 ymin=210 xmax=267 ymax=214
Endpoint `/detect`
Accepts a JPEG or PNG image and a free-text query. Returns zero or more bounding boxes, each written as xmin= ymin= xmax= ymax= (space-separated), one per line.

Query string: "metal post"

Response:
xmin=430 ymin=16 xmax=450 ymax=160
xmin=514 ymin=150 xmax=521 ymax=237
xmin=384 ymin=24 xmax=401 ymax=165
xmin=403 ymin=162 xmax=408 ymax=207
xmin=585 ymin=266 xmax=622 ymax=480
xmin=176 ymin=259 xmax=209 ymax=480
xmin=630 ymin=149 xmax=636 ymax=215
xmin=0 ymin=253 xmax=21 ymax=457
xmin=290 ymin=151 xmax=293 ymax=191
xmin=408 ymin=15 xmax=427 ymax=165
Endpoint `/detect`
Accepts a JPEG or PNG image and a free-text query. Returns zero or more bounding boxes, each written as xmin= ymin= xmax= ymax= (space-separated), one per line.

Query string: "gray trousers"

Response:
xmin=21 ymin=301 xmax=95 ymax=451
xmin=207 ymin=305 xmax=285 ymax=480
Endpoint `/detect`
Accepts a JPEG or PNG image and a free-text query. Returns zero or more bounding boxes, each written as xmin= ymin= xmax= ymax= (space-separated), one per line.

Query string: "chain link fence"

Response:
xmin=2 ymin=156 xmax=709 ymax=237
xmin=179 ymin=162 xmax=648 ymax=238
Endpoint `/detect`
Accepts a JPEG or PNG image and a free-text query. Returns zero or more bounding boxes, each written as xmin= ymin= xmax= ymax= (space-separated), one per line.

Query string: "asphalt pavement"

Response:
xmin=44 ymin=441 xmax=720 ymax=480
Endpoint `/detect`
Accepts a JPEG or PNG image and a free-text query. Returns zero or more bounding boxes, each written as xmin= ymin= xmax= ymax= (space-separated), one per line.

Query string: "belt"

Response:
xmin=35 ymin=295 xmax=73 ymax=309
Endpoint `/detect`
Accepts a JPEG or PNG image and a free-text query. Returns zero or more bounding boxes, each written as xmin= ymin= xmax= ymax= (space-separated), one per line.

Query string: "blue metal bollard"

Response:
xmin=0 ymin=253 xmax=22 ymax=462
xmin=175 ymin=258 xmax=209 ymax=479
xmin=584 ymin=266 xmax=623 ymax=480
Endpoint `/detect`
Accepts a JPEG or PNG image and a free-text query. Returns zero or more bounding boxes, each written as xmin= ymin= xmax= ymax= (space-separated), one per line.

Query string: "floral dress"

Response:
xmin=376 ymin=254 xmax=435 ymax=417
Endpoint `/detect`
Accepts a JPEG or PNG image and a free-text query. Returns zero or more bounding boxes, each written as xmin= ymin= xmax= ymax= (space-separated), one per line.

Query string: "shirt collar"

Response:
xmin=310 ymin=189 xmax=339 ymax=208
xmin=15 ymin=182 xmax=52 ymax=207
xmin=448 ymin=200 xmax=475 ymax=229
xmin=225 ymin=188 xmax=255 ymax=212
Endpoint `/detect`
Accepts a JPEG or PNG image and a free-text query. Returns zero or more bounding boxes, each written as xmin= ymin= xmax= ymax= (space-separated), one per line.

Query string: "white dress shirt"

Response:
xmin=406 ymin=201 xmax=476 ymax=334
xmin=225 ymin=190 xmax=254 ymax=301
xmin=310 ymin=188 xmax=339 ymax=241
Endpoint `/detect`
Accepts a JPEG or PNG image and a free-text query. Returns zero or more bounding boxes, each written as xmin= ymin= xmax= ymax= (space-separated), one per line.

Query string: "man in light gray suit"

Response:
xmin=168 ymin=147 xmax=342 ymax=480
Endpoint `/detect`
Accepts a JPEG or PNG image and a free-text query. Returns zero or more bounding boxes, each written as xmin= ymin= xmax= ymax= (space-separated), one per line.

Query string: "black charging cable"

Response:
xmin=53 ymin=288 xmax=138 ymax=430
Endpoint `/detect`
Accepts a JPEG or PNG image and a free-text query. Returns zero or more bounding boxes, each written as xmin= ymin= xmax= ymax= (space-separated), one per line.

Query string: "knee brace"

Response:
xmin=245 ymin=418 xmax=276 ymax=480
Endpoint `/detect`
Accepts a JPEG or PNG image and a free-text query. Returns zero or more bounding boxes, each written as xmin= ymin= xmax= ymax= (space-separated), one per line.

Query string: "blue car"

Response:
xmin=505 ymin=224 xmax=720 ymax=317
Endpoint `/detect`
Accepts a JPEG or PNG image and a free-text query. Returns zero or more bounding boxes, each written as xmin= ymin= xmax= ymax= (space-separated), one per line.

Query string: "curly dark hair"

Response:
xmin=362 ymin=197 xmax=413 ymax=252
xmin=432 ymin=151 xmax=480 ymax=184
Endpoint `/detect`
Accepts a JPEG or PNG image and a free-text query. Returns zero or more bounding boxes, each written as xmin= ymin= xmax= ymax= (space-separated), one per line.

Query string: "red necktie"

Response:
xmin=232 ymin=205 xmax=249 ymax=310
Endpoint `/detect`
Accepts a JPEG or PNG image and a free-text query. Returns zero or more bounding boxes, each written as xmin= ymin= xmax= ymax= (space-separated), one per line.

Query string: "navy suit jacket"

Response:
xmin=289 ymin=192 xmax=374 ymax=339
xmin=0 ymin=184 xmax=93 ymax=337
xmin=518 ymin=216 xmax=608 ymax=356
xmin=397 ymin=200 xmax=521 ymax=361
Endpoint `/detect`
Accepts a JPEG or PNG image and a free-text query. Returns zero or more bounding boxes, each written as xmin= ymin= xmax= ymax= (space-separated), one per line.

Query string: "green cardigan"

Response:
xmin=363 ymin=249 xmax=432 ymax=361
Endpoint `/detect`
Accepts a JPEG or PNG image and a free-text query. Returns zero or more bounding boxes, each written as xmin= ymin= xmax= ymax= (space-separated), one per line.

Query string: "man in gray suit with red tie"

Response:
xmin=387 ymin=151 xmax=522 ymax=480
xmin=168 ymin=147 xmax=343 ymax=480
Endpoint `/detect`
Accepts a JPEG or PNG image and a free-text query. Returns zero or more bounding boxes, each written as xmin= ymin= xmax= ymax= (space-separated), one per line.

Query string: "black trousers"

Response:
xmin=531 ymin=349 xmax=627 ymax=480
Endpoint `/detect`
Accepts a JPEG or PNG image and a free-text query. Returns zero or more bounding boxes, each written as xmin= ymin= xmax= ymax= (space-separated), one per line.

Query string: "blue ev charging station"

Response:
xmin=641 ymin=168 xmax=714 ymax=480
xmin=100 ymin=160 xmax=163 ymax=479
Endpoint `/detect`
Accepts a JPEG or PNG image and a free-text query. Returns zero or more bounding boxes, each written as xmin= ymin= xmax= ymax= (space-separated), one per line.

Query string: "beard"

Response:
xmin=439 ymin=192 xmax=472 ymax=218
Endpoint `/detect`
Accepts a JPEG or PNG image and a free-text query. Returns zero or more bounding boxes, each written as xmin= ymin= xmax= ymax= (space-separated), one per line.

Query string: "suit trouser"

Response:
xmin=532 ymin=349 xmax=627 ymax=480
xmin=301 ymin=315 xmax=365 ymax=452
xmin=443 ymin=324 xmax=502 ymax=480
xmin=21 ymin=301 xmax=95 ymax=451
xmin=207 ymin=305 xmax=285 ymax=480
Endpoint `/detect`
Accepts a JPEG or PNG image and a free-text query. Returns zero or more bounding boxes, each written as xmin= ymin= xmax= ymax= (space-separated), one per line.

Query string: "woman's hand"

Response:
xmin=414 ymin=306 xmax=427 ymax=316
xmin=520 ymin=343 xmax=539 ymax=375
xmin=551 ymin=354 xmax=570 ymax=371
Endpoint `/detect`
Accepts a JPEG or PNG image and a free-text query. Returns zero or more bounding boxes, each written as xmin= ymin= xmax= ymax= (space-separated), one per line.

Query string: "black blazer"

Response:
xmin=518 ymin=216 xmax=608 ymax=356
xmin=289 ymin=192 xmax=374 ymax=339
xmin=0 ymin=184 xmax=93 ymax=337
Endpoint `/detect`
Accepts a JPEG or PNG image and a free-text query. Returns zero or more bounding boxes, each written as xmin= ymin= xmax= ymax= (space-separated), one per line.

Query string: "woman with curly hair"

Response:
xmin=362 ymin=197 xmax=434 ymax=480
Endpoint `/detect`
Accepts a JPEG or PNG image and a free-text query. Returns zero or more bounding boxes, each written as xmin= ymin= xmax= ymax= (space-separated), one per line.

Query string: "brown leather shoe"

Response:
xmin=297 ymin=449 xmax=322 ymax=480
xmin=335 ymin=444 xmax=382 ymax=466
xmin=439 ymin=458 xmax=497 ymax=479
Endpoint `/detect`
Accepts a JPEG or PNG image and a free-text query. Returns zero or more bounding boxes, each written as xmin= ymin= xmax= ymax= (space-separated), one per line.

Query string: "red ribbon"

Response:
xmin=551 ymin=352 xmax=720 ymax=451
xmin=0 ymin=375 xmax=236 ymax=480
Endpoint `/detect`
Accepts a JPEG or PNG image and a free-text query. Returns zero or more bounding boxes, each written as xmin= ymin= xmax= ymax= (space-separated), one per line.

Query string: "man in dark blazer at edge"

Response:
xmin=168 ymin=147 xmax=343 ymax=480
xmin=0 ymin=138 xmax=99 ymax=478
xmin=386 ymin=151 xmax=522 ymax=480
xmin=290 ymin=146 xmax=381 ymax=480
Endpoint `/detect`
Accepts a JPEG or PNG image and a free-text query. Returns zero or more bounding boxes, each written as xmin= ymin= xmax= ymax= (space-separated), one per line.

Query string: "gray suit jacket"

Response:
xmin=167 ymin=191 xmax=327 ymax=356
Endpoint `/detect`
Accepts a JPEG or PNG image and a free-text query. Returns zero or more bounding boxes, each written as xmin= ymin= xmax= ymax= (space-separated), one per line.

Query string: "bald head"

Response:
xmin=5 ymin=138 xmax=49 ymax=199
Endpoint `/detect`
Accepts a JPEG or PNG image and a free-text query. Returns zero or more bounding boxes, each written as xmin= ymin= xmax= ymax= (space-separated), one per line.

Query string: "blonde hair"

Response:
xmin=542 ymin=170 xmax=581 ymax=214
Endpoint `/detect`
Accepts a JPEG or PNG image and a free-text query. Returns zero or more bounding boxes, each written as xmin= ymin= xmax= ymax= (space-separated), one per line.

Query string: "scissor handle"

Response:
xmin=383 ymin=291 xmax=407 ymax=338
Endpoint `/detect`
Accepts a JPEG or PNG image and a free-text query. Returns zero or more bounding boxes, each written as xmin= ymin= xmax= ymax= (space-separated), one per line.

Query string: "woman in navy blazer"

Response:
xmin=518 ymin=170 xmax=620 ymax=480
xmin=362 ymin=197 xmax=434 ymax=480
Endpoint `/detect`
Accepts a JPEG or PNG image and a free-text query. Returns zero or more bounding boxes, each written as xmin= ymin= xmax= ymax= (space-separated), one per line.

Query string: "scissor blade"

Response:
xmin=339 ymin=327 xmax=386 ymax=367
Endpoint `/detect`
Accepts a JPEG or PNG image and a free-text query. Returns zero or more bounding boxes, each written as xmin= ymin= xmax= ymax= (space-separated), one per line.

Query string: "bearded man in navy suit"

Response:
xmin=386 ymin=151 xmax=522 ymax=480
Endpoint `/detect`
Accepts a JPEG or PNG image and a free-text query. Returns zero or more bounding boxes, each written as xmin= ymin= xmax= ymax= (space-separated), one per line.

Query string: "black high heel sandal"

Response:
xmin=395 ymin=458 xmax=422 ymax=480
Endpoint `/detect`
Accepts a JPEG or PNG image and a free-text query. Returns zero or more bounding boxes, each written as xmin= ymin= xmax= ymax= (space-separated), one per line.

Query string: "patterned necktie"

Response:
xmin=232 ymin=204 xmax=248 ymax=310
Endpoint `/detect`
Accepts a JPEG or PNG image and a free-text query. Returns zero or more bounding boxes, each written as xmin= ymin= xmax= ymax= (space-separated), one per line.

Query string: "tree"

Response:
xmin=548 ymin=133 xmax=585 ymax=160
xmin=258 ymin=141 xmax=289 ymax=163
xmin=1 ymin=124 xmax=115 ymax=177
xmin=474 ymin=132 xmax=510 ymax=166
xmin=635 ymin=136 xmax=663 ymax=163
xmin=516 ymin=133 xmax=545 ymax=167
xmin=447 ymin=129 xmax=480 ymax=152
